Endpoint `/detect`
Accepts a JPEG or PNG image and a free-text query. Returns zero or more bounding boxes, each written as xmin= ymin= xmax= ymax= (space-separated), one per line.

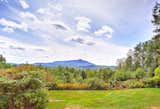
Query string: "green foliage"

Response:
xmin=0 ymin=95 xmax=8 ymax=109
xmin=14 ymin=89 xmax=47 ymax=109
xmin=0 ymin=72 xmax=48 ymax=109
xmin=154 ymin=67 xmax=160 ymax=77
xmin=112 ymin=70 xmax=133 ymax=81
xmin=86 ymin=77 xmax=106 ymax=89
xmin=134 ymin=68 xmax=146 ymax=79
xmin=123 ymin=80 xmax=145 ymax=88
xmin=143 ymin=77 xmax=160 ymax=88
xmin=47 ymin=82 xmax=58 ymax=90
xmin=56 ymin=83 xmax=88 ymax=90
xmin=0 ymin=55 xmax=6 ymax=64
xmin=97 ymin=68 xmax=115 ymax=82
xmin=0 ymin=55 xmax=12 ymax=69
xmin=0 ymin=63 xmax=12 ymax=69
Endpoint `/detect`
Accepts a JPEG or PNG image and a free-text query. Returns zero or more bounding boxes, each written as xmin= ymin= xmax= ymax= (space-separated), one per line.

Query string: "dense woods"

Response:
xmin=0 ymin=2 xmax=160 ymax=109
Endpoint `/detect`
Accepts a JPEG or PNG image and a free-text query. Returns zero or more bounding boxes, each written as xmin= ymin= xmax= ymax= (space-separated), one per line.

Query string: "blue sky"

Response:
xmin=0 ymin=0 xmax=156 ymax=65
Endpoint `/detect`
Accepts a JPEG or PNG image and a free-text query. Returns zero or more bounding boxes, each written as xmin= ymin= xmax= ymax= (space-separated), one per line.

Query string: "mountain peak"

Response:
xmin=77 ymin=59 xmax=83 ymax=61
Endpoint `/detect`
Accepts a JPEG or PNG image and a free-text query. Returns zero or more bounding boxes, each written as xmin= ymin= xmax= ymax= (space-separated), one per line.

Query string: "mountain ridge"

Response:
xmin=34 ymin=59 xmax=115 ymax=69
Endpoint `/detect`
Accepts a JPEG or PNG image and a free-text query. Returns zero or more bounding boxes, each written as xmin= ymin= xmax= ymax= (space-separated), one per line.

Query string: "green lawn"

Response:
xmin=46 ymin=88 xmax=160 ymax=109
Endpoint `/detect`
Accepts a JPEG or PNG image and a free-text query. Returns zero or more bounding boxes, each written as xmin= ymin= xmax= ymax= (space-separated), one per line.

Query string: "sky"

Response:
xmin=0 ymin=0 xmax=157 ymax=65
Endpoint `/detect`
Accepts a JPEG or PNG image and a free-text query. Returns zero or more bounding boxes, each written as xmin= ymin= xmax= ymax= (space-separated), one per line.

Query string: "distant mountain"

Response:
xmin=34 ymin=59 xmax=115 ymax=69
xmin=34 ymin=59 xmax=94 ymax=67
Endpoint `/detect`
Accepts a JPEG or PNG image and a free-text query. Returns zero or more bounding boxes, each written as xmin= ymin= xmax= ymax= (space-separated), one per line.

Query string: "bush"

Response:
xmin=144 ymin=77 xmax=160 ymax=88
xmin=86 ymin=77 xmax=106 ymax=90
xmin=56 ymin=83 xmax=88 ymax=90
xmin=123 ymin=80 xmax=145 ymax=88
xmin=46 ymin=82 xmax=58 ymax=90
xmin=112 ymin=71 xmax=133 ymax=81
xmin=14 ymin=89 xmax=47 ymax=109
xmin=0 ymin=95 xmax=8 ymax=109
xmin=0 ymin=72 xmax=48 ymax=109
xmin=134 ymin=68 xmax=146 ymax=79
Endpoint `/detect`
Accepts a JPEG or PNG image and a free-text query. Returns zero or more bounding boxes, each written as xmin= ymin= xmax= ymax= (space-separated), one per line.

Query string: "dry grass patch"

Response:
xmin=150 ymin=107 xmax=160 ymax=109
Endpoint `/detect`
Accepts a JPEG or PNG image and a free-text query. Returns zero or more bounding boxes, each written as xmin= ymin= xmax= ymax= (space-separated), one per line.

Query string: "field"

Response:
xmin=46 ymin=88 xmax=160 ymax=109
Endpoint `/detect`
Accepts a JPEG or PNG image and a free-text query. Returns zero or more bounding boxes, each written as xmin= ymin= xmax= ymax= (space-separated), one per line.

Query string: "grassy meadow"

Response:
xmin=46 ymin=88 xmax=160 ymax=109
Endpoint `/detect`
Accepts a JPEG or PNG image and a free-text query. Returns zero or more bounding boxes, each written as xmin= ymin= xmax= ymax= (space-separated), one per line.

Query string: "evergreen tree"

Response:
xmin=0 ymin=55 xmax=6 ymax=64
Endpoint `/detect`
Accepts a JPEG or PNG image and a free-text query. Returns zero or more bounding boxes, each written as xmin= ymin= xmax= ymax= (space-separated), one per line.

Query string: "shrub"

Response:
xmin=144 ymin=77 xmax=160 ymax=88
xmin=56 ymin=83 xmax=89 ymax=90
xmin=0 ymin=95 xmax=8 ymax=109
xmin=86 ymin=77 xmax=106 ymax=90
xmin=97 ymin=68 xmax=115 ymax=82
xmin=14 ymin=89 xmax=47 ymax=109
xmin=46 ymin=82 xmax=58 ymax=90
xmin=112 ymin=71 xmax=133 ymax=81
xmin=0 ymin=72 xmax=48 ymax=109
xmin=123 ymin=80 xmax=145 ymax=88
xmin=144 ymin=67 xmax=160 ymax=88
xmin=134 ymin=68 xmax=146 ymax=79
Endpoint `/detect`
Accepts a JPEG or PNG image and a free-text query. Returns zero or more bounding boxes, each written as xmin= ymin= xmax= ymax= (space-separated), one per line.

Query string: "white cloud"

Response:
xmin=20 ymin=12 xmax=37 ymax=20
xmin=94 ymin=25 xmax=114 ymax=38
xmin=18 ymin=11 xmax=72 ymax=42
xmin=0 ymin=18 xmax=28 ymax=32
xmin=18 ymin=0 xmax=29 ymax=9
xmin=75 ymin=16 xmax=91 ymax=32
xmin=37 ymin=8 xmax=47 ymax=14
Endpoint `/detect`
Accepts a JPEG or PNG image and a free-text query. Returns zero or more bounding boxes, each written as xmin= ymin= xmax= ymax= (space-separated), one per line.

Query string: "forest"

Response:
xmin=0 ymin=2 xmax=160 ymax=109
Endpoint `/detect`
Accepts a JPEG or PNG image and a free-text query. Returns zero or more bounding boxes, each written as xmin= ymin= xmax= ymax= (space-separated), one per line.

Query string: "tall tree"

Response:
xmin=152 ymin=2 xmax=160 ymax=34
xmin=0 ymin=55 xmax=6 ymax=64
xmin=152 ymin=2 xmax=160 ymax=69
